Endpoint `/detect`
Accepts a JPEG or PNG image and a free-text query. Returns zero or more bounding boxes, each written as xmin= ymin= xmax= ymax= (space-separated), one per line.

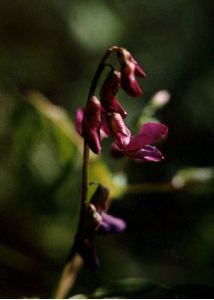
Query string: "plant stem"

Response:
xmin=54 ymin=46 xmax=119 ymax=298
xmin=81 ymin=45 xmax=119 ymax=208
xmin=55 ymin=254 xmax=83 ymax=299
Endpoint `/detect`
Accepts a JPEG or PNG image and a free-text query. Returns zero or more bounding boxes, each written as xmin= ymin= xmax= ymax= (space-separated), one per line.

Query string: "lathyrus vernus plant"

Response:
xmin=55 ymin=46 xmax=168 ymax=299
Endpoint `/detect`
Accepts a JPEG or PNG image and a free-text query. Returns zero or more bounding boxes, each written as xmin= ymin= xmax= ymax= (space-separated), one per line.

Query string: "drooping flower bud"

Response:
xmin=90 ymin=184 xmax=109 ymax=212
xmin=106 ymin=112 xmax=131 ymax=148
xmin=100 ymin=70 xmax=127 ymax=118
xmin=73 ymin=184 xmax=126 ymax=271
xmin=82 ymin=96 xmax=102 ymax=154
xmin=117 ymin=48 xmax=146 ymax=97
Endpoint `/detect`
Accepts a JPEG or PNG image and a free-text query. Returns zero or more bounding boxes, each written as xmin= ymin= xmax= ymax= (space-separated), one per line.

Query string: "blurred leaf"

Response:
xmin=72 ymin=278 xmax=214 ymax=298
xmin=136 ymin=90 xmax=170 ymax=130
xmin=89 ymin=278 xmax=176 ymax=299
xmin=12 ymin=102 xmax=42 ymax=160
xmin=10 ymin=91 xmax=84 ymax=187
xmin=171 ymin=167 xmax=214 ymax=194
xmin=70 ymin=294 xmax=87 ymax=299
xmin=27 ymin=90 xmax=82 ymax=164
xmin=89 ymin=157 xmax=125 ymax=199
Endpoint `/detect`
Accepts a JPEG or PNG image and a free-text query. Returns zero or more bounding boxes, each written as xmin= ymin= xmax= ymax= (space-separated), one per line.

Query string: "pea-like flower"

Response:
xmin=100 ymin=70 xmax=127 ymax=118
xmin=76 ymin=96 xmax=111 ymax=154
xmin=75 ymin=104 xmax=110 ymax=153
xmin=117 ymin=48 xmax=146 ymax=97
xmin=72 ymin=185 xmax=126 ymax=271
xmin=108 ymin=114 xmax=168 ymax=162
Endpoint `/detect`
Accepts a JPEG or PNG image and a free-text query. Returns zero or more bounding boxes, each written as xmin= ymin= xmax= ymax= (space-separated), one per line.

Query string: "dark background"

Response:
xmin=0 ymin=0 xmax=214 ymax=298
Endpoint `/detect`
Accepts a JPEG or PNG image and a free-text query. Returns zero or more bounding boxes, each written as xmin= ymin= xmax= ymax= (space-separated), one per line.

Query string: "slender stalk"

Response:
xmin=81 ymin=47 xmax=119 ymax=209
xmin=54 ymin=46 xmax=119 ymax=298
xmin=81 ymin=140 xmax=89 ymax=212
xmin=88 ymin=46 xmax=119 ymax=99
xmin=81 ymin=45 xmax=119 ymax=207
xmin=55 ymin=254 xmax=83 ymax=299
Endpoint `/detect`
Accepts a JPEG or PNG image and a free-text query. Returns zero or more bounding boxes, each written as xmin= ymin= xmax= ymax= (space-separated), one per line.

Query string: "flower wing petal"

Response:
xmin=75 ymin=107 xmax=85 ymax=136
xmin=97 ymin=213 xmax=126 ymax=234
xmin=126 ymin=145 xmax=164 ymax=162
xmin=126 ymin=122 xmax=168 ymax=151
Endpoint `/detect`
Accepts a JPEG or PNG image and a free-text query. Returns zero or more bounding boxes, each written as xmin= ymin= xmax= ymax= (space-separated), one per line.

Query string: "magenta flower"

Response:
xmin=81 ymin=96 xmax=102 ymax=154
xmin=73 ymin=185 xmax=126 ymax=271
xmin=106 ymin=112 xmax=131 ymax=148
xmin=75 ymin=105 xmax=110 ymax=152
xmin=117 ymin=49 xmax=146 ymax=97
xmin=75 ymin=107 xmax=85 ymax=136
xmin=109 ymin=118 xmax=168 ymax=162
xmin=100 ymin=70 xmax=127 ymax=118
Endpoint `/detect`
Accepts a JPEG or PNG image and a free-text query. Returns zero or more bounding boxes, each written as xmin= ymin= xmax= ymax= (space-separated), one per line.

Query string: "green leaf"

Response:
xmin=27 ymin=90 xmax=83 ymax=165
xmin=89 ymin=157 xmax=125 ymax=199
xmin=82 ymin=278 xmax=176 ymax=299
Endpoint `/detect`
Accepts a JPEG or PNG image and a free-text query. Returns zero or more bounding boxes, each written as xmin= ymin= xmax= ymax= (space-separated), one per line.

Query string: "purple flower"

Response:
xmin=106 ymin=112 xmax=131 ymax=148
xmin=100 ymin=70 xmax=127 ymax=118
xmin=73 ymin=185 xmax=126 ymax=271
xmin=81 ymin=96 xmax=102 ymax=154
xmin=117 ymin=49 xmax=146 ymax=97
xmin=75 ymin=96 xmax=112 ymax=154
xmin=75 ymin=107 xmax=85 ymax=136
xmin=109 ymin=118 xmax=168 ymax=162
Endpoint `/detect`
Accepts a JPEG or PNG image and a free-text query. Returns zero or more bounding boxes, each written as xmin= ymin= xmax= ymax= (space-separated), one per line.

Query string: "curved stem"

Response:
xmin=87 ymin=46 xmax=119 ymax=99
xmin=55 ymin=46 xmax=119 ymax=299
xmin=82 ymin=46 xmax=119 ymax=207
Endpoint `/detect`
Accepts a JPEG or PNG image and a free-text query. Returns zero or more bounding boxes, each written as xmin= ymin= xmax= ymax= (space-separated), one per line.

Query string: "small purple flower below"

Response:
xmin=73 ymin=185 xmax=126 ymax=271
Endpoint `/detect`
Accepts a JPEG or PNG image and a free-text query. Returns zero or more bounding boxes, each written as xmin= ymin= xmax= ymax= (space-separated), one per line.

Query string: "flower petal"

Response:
xmin=126 ymin=122 xmax=168 ymax=151
xmin=107 ymin=112 xmax=131 ymax=148
xmin=97 ymin=213 xmax=126 ymax=234
xmin=126 ymin=144 xmax=164 ymax=162
xmin=121 ymin=66 xmax=143 ymax=97
xmin=82 ymin=96 xmax=102 ymax=154
xmin=83 ymin=128 xmax=101 ymax=154
xmin=134 ymin=63 xmax=147 ymax=78
xmin=107 ymin=97 xmax=127 ymax=118
xmin=75 ymin=107 xmax=85 ymax=136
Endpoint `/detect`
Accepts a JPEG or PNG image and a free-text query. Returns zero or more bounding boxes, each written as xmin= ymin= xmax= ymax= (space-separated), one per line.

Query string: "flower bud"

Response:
xmin=100 ymin=70 xmax=127 ymax=118
xmin=117 ymin=48 xmax=146 ymax=97
xmin=90 ymin=184 xmax=109 ymax=212
xmin=82 ymin=96 xmax=102 ymax=154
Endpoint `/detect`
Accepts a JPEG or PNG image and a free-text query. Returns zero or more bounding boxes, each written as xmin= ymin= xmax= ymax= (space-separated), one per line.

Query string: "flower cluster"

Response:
xmin=75 ymin=47 xmax=168 ymax=162
xmin=72 ymin=185 xmax=126 ymax=271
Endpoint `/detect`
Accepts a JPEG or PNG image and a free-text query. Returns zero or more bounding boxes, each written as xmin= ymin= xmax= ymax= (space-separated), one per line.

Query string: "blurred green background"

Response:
xmin=0 ymin=0 xmax=214 ymax=298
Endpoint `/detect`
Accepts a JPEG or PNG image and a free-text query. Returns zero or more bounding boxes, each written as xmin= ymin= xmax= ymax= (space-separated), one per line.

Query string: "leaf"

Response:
xmin=171 ymin=167 xmax=214 ymax=194
xmin=84 ymin=278 xmax=176 ymax=299
xmin=89 ymin=157 xmax=125 ymax=199
xmin=27 ymin=90 xmax=83 ymax=164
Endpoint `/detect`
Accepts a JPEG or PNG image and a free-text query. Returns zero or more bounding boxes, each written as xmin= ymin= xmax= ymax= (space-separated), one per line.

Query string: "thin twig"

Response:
xmin=55 ymin=254 xmax=83 ymax=299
